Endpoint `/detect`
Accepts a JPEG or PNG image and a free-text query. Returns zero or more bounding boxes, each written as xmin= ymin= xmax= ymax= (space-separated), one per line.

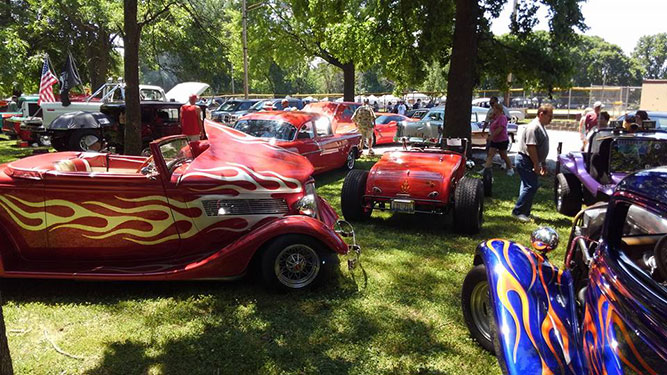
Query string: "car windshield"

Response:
xmin=140 ymin=89 xmax=165 ymax=101
xmin=233 ymin=119 xmax=297 ymax=141
xmin=425 ymin=110 xmax=444 ymax=122
xmin=217 ymin=101 xmax=242 ymax=112
xmin=376 ymin=115 xmax=394 ymax=124
xmin=609 ymin=139 xmax=667 ymax=173
xmin=159 ymin=138 xmax=193 ymax=169
xmin=250 ymin=100 xmax=268 ymax=110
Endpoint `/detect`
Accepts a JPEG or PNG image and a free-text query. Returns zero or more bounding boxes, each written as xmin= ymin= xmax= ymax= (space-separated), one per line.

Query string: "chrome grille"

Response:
xmin=202 ymin=199 xmax=289 ymax=216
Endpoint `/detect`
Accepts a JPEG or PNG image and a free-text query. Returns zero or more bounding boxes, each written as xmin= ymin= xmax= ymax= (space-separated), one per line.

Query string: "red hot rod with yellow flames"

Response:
xmin=0 ymin=120 xmax=359 ymax=290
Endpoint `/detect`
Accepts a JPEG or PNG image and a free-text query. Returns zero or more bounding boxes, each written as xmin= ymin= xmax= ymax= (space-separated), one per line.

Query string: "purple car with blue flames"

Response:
xmin=462 ymin=167 xmax=667 ymax=374
xmin=554 ymin=128 xmax=667 ymax=216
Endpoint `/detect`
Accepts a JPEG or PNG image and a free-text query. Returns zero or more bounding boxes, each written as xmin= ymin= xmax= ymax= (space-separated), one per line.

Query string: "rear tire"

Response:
xmin=260 ymin=234 xmax=336 ymax=291
xmin=482 ymin=168 xmax=493 ymax=197
xmin=454 ymin=177 xmax=484 ymax=234
xmin=343 ymin=148 xmax=356 ymax=170
xmin=341 ymin=169 xmax=372 ymax=221
xmin=461 ymin=264 xmax=495 ymax=353
xmin=555 ymin=173 xmax=582 ymax=216
xmin=372 ymin=133 xmax=377 ymax=147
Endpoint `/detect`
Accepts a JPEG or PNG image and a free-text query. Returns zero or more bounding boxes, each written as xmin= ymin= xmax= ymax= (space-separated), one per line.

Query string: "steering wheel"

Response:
xmin=137 ymin=155 xmax=155 ymax=175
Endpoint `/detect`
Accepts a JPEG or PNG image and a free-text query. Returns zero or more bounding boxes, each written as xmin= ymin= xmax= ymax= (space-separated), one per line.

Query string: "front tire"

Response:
xmin=341 ymin=169 xmax=372 ymax=221
xmin=461 ymin=264 xmax=495 ymax=353
xmin=260 ymin=235 xmax=336 ymax=290
xmin=454 ymin=177 xmax=484 ymax=234
xmin=555 ymin=173 xmax=582 ymax=216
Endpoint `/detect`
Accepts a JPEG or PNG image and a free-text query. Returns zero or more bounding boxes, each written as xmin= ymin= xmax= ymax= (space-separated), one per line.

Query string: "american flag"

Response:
xmin=38 ymin=56 xmax=59 ymax=105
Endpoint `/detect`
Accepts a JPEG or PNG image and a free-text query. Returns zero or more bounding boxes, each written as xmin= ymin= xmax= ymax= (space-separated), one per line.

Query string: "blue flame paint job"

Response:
xmin=474 ymin=167 xmax=667 ymax=375
xmin=477 ymin=239 xmax=587 ymax=374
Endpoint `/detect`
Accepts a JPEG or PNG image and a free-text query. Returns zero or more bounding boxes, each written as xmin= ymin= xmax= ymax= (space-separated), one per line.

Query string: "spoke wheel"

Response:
xmin=345 ymin=149 xmax=356 ymax=170
xmin=274 ymin=244 xmax=321 ymax=289
xmin=261 ymin=235 xmax=336 ymax=291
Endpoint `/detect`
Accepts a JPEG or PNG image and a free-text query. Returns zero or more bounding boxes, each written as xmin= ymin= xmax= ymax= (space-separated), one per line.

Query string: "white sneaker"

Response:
xmin=512 ymin=213 xmax=531 ymax=223
xmin=506 ymin=168 xmax=514 ymax=176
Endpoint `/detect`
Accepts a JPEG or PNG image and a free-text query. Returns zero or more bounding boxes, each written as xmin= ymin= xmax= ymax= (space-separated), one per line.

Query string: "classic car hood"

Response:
xmin=166 ymin=82 xmax=210 ymax=103
xmin=180 ymin=120 xmax=314 ymax=187
xmin=366 ymin=151 xmax=463 ymax=201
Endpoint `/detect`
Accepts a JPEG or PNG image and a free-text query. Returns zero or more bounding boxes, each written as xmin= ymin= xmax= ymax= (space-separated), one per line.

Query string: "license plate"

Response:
xmin=392 ymin=199 xmax=415 ymax=213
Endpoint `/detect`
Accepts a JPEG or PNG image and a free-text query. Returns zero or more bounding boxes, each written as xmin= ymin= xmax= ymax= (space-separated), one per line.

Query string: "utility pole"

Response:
xmin=242 ymin=0 xmax=249 ymax=99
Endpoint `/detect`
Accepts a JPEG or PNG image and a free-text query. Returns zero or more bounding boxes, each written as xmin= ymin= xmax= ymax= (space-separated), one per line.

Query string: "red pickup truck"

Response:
xmin=232 ymin=111 xmax=362 ymax=174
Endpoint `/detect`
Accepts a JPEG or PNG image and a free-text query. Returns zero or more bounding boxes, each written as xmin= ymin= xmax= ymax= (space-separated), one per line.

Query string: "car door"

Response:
xmin=40 ymin=167 xmax=181 ymax=263
xmin=313 ymin=119 xmax=344 ymax=171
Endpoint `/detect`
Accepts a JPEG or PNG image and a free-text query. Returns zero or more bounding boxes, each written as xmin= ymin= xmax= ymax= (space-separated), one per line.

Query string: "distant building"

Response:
xmin=640 ymin=79 xmax=667 ymax=111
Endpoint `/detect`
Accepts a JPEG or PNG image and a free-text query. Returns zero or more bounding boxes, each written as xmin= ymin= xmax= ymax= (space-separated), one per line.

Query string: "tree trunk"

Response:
xmin=444 ymin=0 xmax=479 ymax=142
xmin=0 ymin=292 xmax=13 ymax=375
xmin=342 ymin=62 xmax=355 ymax=102
xmin=123 ymin=0 xmax=142 ymax=155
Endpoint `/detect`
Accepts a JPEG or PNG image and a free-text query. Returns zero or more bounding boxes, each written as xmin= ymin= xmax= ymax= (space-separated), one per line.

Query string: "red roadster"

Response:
xmin=232 ymin=111 xmax=362 ymax=174
xmin=0 ymin=120 xmax=358 ymax=290
xmin=341 ymin=140 xmax=485 ymax=234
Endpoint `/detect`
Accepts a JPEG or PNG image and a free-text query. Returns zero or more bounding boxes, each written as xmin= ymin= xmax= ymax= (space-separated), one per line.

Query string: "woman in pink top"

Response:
xmin=482 ymin=103 xmax=514 ymax=176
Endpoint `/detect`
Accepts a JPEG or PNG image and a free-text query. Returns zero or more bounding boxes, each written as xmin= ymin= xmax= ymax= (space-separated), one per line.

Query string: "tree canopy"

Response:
xmin=632 ymin=33 xmax=667 ymax=80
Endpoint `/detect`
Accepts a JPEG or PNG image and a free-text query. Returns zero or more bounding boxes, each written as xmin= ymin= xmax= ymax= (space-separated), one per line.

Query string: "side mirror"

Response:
xmin=530 ymin=227 xmax=559 ymax=254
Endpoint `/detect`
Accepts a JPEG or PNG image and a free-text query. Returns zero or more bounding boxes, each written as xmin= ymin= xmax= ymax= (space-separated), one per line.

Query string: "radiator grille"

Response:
xmin=202 ymin=199 xmax=289 ymax=216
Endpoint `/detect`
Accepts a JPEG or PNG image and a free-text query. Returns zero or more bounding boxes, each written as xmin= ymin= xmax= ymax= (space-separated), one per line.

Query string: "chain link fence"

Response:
xmin=475 ymin=86 xmax=642 ymax=119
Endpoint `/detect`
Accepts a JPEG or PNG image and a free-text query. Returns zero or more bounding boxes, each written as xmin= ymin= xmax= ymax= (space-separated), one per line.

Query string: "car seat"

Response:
xmin=589 ymin=138 xmax=611 ymax=183
xmin=53 ymin=158 xmax=91 ymax=172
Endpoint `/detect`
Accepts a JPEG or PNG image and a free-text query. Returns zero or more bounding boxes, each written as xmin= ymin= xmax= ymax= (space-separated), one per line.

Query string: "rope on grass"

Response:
xmin=43 ymin=329 xmax=85 ymax=360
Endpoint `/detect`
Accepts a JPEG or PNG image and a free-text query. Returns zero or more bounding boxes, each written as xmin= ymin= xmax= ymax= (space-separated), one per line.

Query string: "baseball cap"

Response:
xmin=189 ymin=94 xmax=198 ymax=101
xmin=593 ymin=101 xmax=604 ymax=108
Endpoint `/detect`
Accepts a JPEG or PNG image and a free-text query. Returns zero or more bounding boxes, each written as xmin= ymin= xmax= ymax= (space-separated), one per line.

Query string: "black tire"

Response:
xmin=482 ymin=168 xmax=493 ymax=197
xmin=555 ymin=173 xmax=582 ymax=216
xmin=454 ymin=177 xmax=484 ymax=234
xmin=371 ymin=133 xmax=377 ymax=147
xmin=461 ymin=264 xmax=495 ymax=353
xmin=68 ymin=129 xmax=101 ymax=151
xmin=260 ymin=234 xmax=337 ymax=291
xmin=341 ymin=169 xmax=372 ymax=221
xmin=50 ymin=135 xmax=68 ymax=151
xmin=343 ymin=148 xmax=356 ymax=170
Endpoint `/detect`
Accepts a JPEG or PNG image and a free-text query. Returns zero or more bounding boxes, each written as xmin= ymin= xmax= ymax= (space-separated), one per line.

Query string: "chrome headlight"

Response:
xmin=295 ymin=182 xmax=319 ymax=217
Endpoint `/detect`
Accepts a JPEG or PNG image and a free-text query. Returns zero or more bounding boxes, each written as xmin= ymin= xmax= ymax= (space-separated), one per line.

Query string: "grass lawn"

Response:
xmin=0 ymin=134 xmax=573 ymax=374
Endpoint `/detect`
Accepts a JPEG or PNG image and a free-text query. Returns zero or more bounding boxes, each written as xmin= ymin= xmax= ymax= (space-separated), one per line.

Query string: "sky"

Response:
xmin=490 ymin=0 xmax=667 ymax=55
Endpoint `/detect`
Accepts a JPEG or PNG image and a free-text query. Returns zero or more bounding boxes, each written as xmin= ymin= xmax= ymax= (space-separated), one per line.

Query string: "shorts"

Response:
xmin=489 ymin=140 xmax=509 ymax=151
xmin=359 ymin=128 xmax=373 ymax=138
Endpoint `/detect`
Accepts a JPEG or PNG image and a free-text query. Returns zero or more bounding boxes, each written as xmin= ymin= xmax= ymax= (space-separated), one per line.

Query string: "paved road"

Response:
xmin=365 ymin=129 xmax=582 ymax=172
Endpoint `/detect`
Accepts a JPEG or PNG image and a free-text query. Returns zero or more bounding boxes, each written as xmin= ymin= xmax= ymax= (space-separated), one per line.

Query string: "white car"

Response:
xmin=40 ymin=81 xmax=209 ymax=129
xmin=471 ymin=97 xmax=525 ymax=123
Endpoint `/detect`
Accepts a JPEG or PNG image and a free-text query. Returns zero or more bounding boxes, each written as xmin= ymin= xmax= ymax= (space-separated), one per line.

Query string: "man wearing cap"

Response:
xmin=281 ymin=99 xmax=295 ymax=111
xmin=181 ymin=94 xmax=204 ymax=141
xmin=580 ymin=101 xmax=603 ymax=148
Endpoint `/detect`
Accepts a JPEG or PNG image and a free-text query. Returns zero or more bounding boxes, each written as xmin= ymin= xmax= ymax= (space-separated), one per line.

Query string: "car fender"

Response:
xmin=476 ymin=239 xmax=588 ymax=375
xmin=174 ymin=215 xmax=349 ymax=280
